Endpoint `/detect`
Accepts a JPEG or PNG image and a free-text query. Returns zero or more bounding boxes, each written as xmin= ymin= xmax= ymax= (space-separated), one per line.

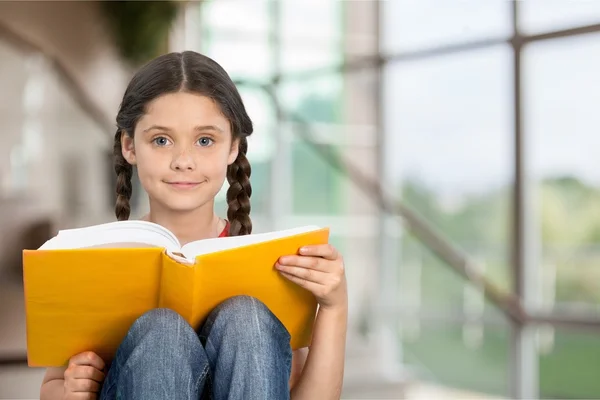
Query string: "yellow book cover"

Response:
xmin=22 ymin=221 xmax=329 ymax=367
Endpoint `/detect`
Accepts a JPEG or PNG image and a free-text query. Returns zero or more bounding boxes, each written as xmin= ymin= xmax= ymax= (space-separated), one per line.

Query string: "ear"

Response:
xmin=121 ymin=131 xmax=136 ymax=165
xmin=228 ymin=137 xmax=240 ymax=165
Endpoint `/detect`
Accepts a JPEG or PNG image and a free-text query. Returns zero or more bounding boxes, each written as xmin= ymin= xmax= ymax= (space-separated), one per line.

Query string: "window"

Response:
xmin=523 ymin=33 xmax=600 ymax=310
xmin=519 ymin=0 xmax=600 ymax=34
xmin=380 ymin=0 xmax=511 ymax=54
xmin=384 ymin=45 xmax=514 ymax=297
xmin=381 ymin=0 xmax=600 ymax=397
xmin=382 ymin=43 xmax=514 ymax=395
xmin=278 ymin=76 xmax=345 ymax=215
xmin=200 ymin=0 xmax=269 ymax=37
xmin=280 ymin=0 xmax=342 ymax=74
xmin=539 ymin=327 xmax=600 ymax=398
xmin=202 ymin=38 xmax=272 ymax=82
xmin=402 ymin=320 xmax=510 ymax=396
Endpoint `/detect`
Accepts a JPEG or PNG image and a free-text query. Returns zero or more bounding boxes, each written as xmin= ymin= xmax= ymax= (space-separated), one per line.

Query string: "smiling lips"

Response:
xmin=165 ymin=181 xmax=203 ymax=189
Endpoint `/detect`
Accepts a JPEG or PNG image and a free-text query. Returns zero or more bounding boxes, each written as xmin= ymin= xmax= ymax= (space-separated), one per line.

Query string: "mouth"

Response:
xmin=165 ymin=181 xmax=203 ymax=189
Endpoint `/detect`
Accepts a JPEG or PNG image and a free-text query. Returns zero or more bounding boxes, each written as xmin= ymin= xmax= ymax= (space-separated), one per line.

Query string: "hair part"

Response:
xmin=112 ymin=51 xmax=253 ymax=235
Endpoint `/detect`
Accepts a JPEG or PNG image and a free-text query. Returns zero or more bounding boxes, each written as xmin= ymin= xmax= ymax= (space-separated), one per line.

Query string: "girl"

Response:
xmin=39 ymin=51 xmax=347 ymax=400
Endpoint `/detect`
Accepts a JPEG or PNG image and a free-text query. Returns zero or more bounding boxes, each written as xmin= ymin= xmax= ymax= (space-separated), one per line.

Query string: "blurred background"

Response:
xmin=1 ymin=0 xmax=600 ymax=399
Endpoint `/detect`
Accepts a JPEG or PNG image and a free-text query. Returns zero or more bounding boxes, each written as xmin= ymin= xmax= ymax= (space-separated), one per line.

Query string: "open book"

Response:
xmin=23 ymin=221 xmax=330 ymax=367
xmin=39 ymin=220 xmax=325 ymax=264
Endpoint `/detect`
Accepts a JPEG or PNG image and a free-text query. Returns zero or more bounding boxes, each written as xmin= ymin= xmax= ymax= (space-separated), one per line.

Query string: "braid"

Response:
xmin=114 ymin=130 xmax=133 ymax=221
xmin=226 ymin=137 xmax=252 ymax=236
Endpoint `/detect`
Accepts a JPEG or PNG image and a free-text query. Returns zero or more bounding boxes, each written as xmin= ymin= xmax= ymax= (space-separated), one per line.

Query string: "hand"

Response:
xmin=63 ymin=351 xmax=106 ymax=400
xmin=276 ymin=244 xmax=347 ymax=310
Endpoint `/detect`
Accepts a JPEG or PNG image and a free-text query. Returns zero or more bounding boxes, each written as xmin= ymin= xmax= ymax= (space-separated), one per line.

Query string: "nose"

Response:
xmin=170 ymin=146 xmax=196 ymax=171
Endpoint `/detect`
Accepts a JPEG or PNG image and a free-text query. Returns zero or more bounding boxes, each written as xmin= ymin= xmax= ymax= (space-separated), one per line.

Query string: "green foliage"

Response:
xmin=401 ymin=176 xmax=600 ymax=297
xmin=401 ymin=180 xmax=510 ymax=248
xmin=540 ymin=176 xmax=600 ymax=244
xmin=402 ymin=326 xmax=510 ymax=396
xmin=403 ymin=324 xmax=600 ymax=399
xmin=399 ymin=176 xmax=600 ymax=397
xmin=100 ymin=1 xmax=180 ymax=66
xmin=539 ymin=329 xmax=600 ymax=399
xmin=536 ymin=177 xmax=600 ymax=304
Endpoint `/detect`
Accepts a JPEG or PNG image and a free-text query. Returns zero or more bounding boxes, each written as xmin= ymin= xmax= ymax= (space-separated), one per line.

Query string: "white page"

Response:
xmin=180 ymin=225 xmax=321 ymax=260
xmin=38 ymin=220 xmax=181 ymax=251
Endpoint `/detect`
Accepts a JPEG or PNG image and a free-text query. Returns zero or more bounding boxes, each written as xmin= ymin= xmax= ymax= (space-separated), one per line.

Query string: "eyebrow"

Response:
xmin=195 ymin=125 xmax=224 ymax=133
xmin=143 ymin=125 xmax=224 ymax=134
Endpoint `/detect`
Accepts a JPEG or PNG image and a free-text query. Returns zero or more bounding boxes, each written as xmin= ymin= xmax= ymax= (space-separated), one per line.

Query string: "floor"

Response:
xmin=0 ymin=273 xmax=41 ymax=400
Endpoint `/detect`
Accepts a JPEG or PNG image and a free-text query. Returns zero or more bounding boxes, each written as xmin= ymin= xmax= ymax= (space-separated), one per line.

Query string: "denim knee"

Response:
xmin=104 ymin=308 xmax=208 ymax=399
xmin=126 ymin=308 xmax=197 ymax=349
xmin=133 ymin=308 xmax=185 ymax=331
xmin=201 ymin=295 xmax=291 ymax=344
xmin=197 ymin=296 xmax=292 ymax=399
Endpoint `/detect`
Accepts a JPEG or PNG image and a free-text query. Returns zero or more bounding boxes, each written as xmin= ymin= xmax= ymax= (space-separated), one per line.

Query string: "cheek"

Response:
xmin=203 ymin=157 xmax=229 ymax=179
xmin=201 ymin=148 xmax=233 ymax=176
xmin=134 ymin=148 xmax=166 ymax=182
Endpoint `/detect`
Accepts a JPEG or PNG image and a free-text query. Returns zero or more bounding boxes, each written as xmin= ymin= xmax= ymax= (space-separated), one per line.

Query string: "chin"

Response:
xmin=163 ymin=199 xmax=211 ymax=213
xmin=149 ymin=191 xmax=215 ymax=213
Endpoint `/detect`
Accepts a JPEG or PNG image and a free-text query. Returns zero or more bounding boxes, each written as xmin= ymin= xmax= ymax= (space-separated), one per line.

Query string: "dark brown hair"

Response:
xmin=113 ymin=51 xmax=253 ymax=236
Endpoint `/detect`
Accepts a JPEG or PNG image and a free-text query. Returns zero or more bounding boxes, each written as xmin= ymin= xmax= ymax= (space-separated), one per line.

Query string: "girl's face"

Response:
xmin=122 ymin=92 xmax=239 ymax=214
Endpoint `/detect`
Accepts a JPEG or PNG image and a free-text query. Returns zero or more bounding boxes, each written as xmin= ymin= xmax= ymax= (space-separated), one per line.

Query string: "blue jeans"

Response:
xmin=99 ymin=296 xmax=293 ymax=399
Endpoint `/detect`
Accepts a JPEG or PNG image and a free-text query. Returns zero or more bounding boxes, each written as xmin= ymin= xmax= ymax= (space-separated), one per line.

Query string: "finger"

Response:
xmin=299 ymin=244 xmax=339 ymax=260
xmin=277 ymin=264 xmax=329 ymax=284
xmin=279 ymin=271 xmax=324 ymax=293
xmin=277 ymin=255 xmax=323 ymax=271
xmin=66 ymin=377 xmax=101 ymax=393
xmin=70 ymin=351 xmax=105 ymax=371
xmin=69 ymin=366 xmax=105 ymax=383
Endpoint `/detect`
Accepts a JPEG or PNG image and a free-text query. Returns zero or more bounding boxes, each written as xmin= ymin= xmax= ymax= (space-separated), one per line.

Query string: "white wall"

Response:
xmin=0 ymin=1 xmax=131 ymax=123
xmin=0 ymin=2 xmax=135 ymax=273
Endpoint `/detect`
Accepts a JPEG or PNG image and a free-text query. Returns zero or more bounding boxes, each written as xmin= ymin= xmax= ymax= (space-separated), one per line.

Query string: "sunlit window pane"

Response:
xmin=381 ymin=0 xmax=511 ymax=54
xmin=200 ymin=0 xmax=269 ymax=36
xmin=202 ymin=37 xmax=272 ymax=81
xmin=519 ymin=0 xmax=600 ymax=35
xmin=383 ymin=45 xmax=514 ymax=310
xmin=523 ymin=33 xmax=600 ymax=310
xmin=280 ymin=0 xmax=342 ymax=44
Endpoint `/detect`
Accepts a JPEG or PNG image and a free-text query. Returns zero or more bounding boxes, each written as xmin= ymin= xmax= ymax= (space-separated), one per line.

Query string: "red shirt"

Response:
xmin=219 ymin=221 xmax=229 ymax=237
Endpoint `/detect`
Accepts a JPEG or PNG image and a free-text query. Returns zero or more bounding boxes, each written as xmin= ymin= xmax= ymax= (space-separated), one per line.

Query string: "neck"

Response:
xmin=145 ymin=199 xmax=224 ymax=246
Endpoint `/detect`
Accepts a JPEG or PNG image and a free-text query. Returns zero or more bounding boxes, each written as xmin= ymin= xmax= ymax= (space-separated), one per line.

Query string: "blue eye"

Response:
xmin=197 ymin=137 xmax=213 ymax=147
xmin=153 ymin=137 xmax=171 ymax=146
